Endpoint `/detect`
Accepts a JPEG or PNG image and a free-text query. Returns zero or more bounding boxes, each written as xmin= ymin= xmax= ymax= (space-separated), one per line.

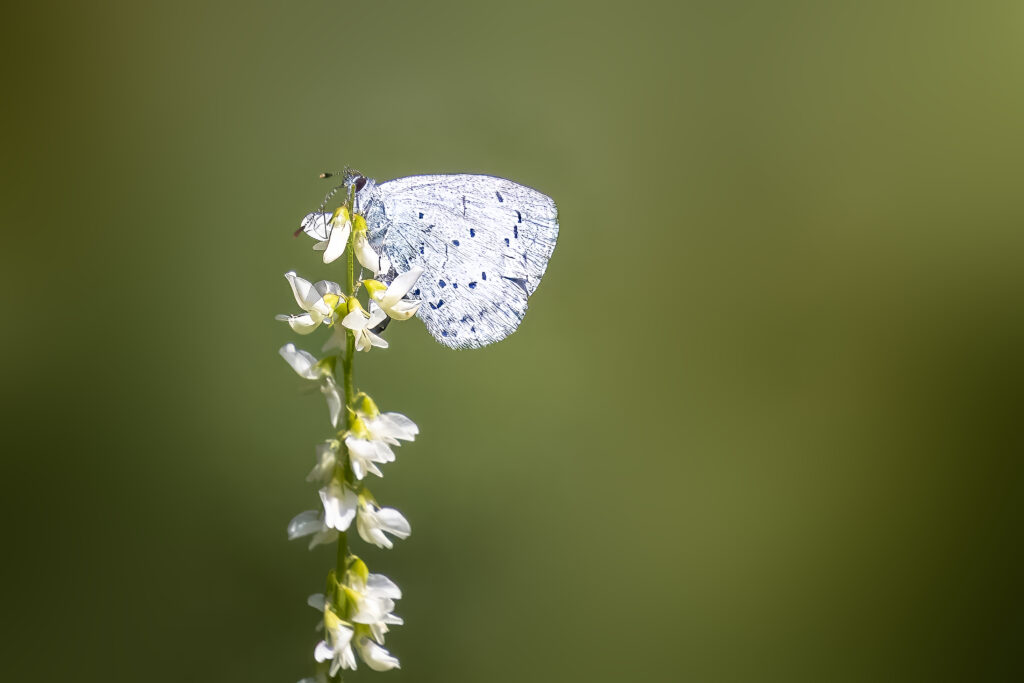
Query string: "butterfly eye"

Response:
xmin=354 ymin=175 xmax=367 ymax=192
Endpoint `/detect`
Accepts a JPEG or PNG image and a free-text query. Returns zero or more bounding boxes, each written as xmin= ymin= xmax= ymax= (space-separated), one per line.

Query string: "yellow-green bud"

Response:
xmin=346 ymin=296 xmax=367 ymax=316
xmin=358 ymin=489 xmax=378 ymax=508
xmin=353 ymin=213 xmax=368 ymax=234
xmin=348 ymin=415 xmax=368 ymax=439
xmin=315 ymin=355 xmax=337 ymax=376
xmin=362 ymin=279 xmax=386 ymax=298
xmin=323 ymin=604 xmax=343 ymax=632
xmin=331 ymin=206 xmax=350 ymax=224
xmin=347 ymin=556 xmax=370 ymax=584
xmin=354 ymin=392 xmax=380 ymax=417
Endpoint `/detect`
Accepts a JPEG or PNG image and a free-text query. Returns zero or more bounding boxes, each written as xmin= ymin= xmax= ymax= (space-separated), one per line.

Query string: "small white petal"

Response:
xmin=357 ymin=505 xmax=411 ymax=550
xmin=307 ymin=593 xmax=327 ymax=611
xmin=322 ymin=378 xmax=342 ymax=427
xmin=341 ymin=647 xmax=357 ymax=671
xmin=381 ymin=267 xmax=424 ymax=308
xmin=285 ymin=271 xmax=319 ymax=311
xmin=382 ymin=298 xmax=421 ymax=321
xmin=278 ymin=312 xmax=322 ymax=334
xmin=356 ymin=637 xmax=400 ymax=671
xmin=287 ymin=510 xmax=323 ymax=540
xmin=323 ymin=218 xmax=351 ymax=264
xmin=308 ymin=527 xmax=339 ymax=549
xmin=354 ymin=232 xmax=391 ymax=275
xmin=366 ymin=573 xmax=402 ymax=600
xmin=321 ymin=325 xmax=347 ymax=353
xmin=367 ymin=413 xmax=418 ymax=443
xmin=342 ymin=308 xmax=369 ymax=331
xmin=306 ymin=442 xmax=337 ymax=483
xmin=313 ymin=641 xmax=333 ymax=663
xmin=280 ymin=344 xmax=320 ymax=380
xmin=314 ymin=280 xmax=343 ymax=298
xmin=375 ymin=508 xmax=411 ymax=538
xmin=319 ymin=485 xmax=357 ymax=531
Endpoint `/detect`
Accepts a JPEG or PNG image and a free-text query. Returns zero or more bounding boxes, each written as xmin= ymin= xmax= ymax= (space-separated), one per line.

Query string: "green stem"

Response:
xmin=332 ymin=187 xmax=358 ymax=683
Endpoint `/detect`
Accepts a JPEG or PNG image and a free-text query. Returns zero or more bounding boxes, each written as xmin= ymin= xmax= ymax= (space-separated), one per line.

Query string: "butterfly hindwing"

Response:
xmin=364 ymin=174 xmax=558 ymax=349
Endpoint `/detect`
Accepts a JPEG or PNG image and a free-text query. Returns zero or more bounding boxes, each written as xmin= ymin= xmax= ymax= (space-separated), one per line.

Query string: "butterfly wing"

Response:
xmin=367 ymin=174 xmax=558 ymax=349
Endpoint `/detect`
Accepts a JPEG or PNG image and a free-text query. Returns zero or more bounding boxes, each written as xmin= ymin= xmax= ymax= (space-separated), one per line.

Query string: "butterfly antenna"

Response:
xmin=319 ymin=184 xmax=347 ymax=214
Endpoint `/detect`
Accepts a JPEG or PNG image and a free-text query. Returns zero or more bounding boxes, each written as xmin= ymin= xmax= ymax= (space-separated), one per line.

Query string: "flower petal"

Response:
xmin=323 ymin=218 xmax=351 ymax=264
xmin=277 ymin=312 xmax=322 ymax=335
xmin=287 ymin=510 xmax=324 ymax=539
xmin=354 ymin=232 xmax=391 ymax=276
xmin=366 ymin=573 xmax=403 ymax=599
xmin=313 ymin=641 xmax=334 ymax=663
xmin=341 ymin=308 xmax=368 ymax=331
xmin=306 ymin=442 xmax=337 ymax=483
xmin=285 ymin=271 xmax=321 ymax=311
xmin=280 ymin=344 xmax=320 ymax=380
xmin=322 ymin=377 xmax=342 ymax=427
xmin=381 ymin=267 xmax=424 ymax=308
xmin=375 ymin=507 xmax=411 ymax=539
xmin=307 ymin=593 xmax=327 ymax=611
xmin=356 ymin=637 xmax=400 ymax=671
xmin=319 ymin=485 xmax=357 ymax=531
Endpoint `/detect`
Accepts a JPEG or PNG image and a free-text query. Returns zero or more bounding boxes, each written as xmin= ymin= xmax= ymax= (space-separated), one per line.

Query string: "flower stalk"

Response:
xmin=280 ymin=181 xmax=422 ymax=682
xmin=337 ymin=185 xmax=357 ymax=599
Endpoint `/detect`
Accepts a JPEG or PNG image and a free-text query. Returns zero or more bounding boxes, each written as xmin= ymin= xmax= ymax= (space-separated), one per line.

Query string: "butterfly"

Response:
xmin=300 ymin=172 xmax=559 ymax=350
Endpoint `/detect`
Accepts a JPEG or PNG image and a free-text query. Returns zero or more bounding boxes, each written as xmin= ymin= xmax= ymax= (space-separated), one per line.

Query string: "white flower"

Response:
xmin=340 ymin=401 xmax=415 ymax=480
xmin=345 ymin=571 xmax=404 ymax=644
xmin=365 ymin=411 xmax=418 ymax=444
xmin=287 ymin=510 xmax=338 ymax=549
xmin=356 ymin=494 xmax=411 ymax=550
xmin=363 ymin=267 xmax=424 ymax=321
xmin=341 ymin=298 xmax=389 ymax=352
xmin=306 ymin=440 xmax=338 ymax=484
xmin=353 ymin=394 xmax=419 ymax=445
xmin=313 ymin=207 xmax=352 ymax=264
xmin=355 ymin=635 xmax=400 ymax=671
xmin=344 ymin=430 xmax=396 ymax=480
xmin=313 ymin=603 xmax=357 ymax=676
xmin=352 ymin=214 xmax=391 ymax=276
xmin=319 ymin=482 xmax=358 ymax=532
xmin=279 ymin=344 xmax=343 ymax=427
xmin=275 ymin=272 xmax=343 ymax=334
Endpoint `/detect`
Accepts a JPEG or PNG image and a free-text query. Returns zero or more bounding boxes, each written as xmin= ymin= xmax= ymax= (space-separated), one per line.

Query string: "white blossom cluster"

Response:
xmin=277 ymin=203 xmax=422 ymax=678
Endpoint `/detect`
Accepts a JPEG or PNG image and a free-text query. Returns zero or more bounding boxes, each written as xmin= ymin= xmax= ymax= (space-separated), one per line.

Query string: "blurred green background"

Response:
xmin=2 ymin=1 xmax=1022 ymax=681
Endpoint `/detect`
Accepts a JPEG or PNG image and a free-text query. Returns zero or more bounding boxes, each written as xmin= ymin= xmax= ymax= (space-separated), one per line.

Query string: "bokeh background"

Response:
xmin=2 ymin=1 xmax=1022 ymax=681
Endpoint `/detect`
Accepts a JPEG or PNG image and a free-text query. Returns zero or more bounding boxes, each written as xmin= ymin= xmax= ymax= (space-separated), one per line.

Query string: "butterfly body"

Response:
xmin=304 ymin=174 xmax=558 ymax=349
